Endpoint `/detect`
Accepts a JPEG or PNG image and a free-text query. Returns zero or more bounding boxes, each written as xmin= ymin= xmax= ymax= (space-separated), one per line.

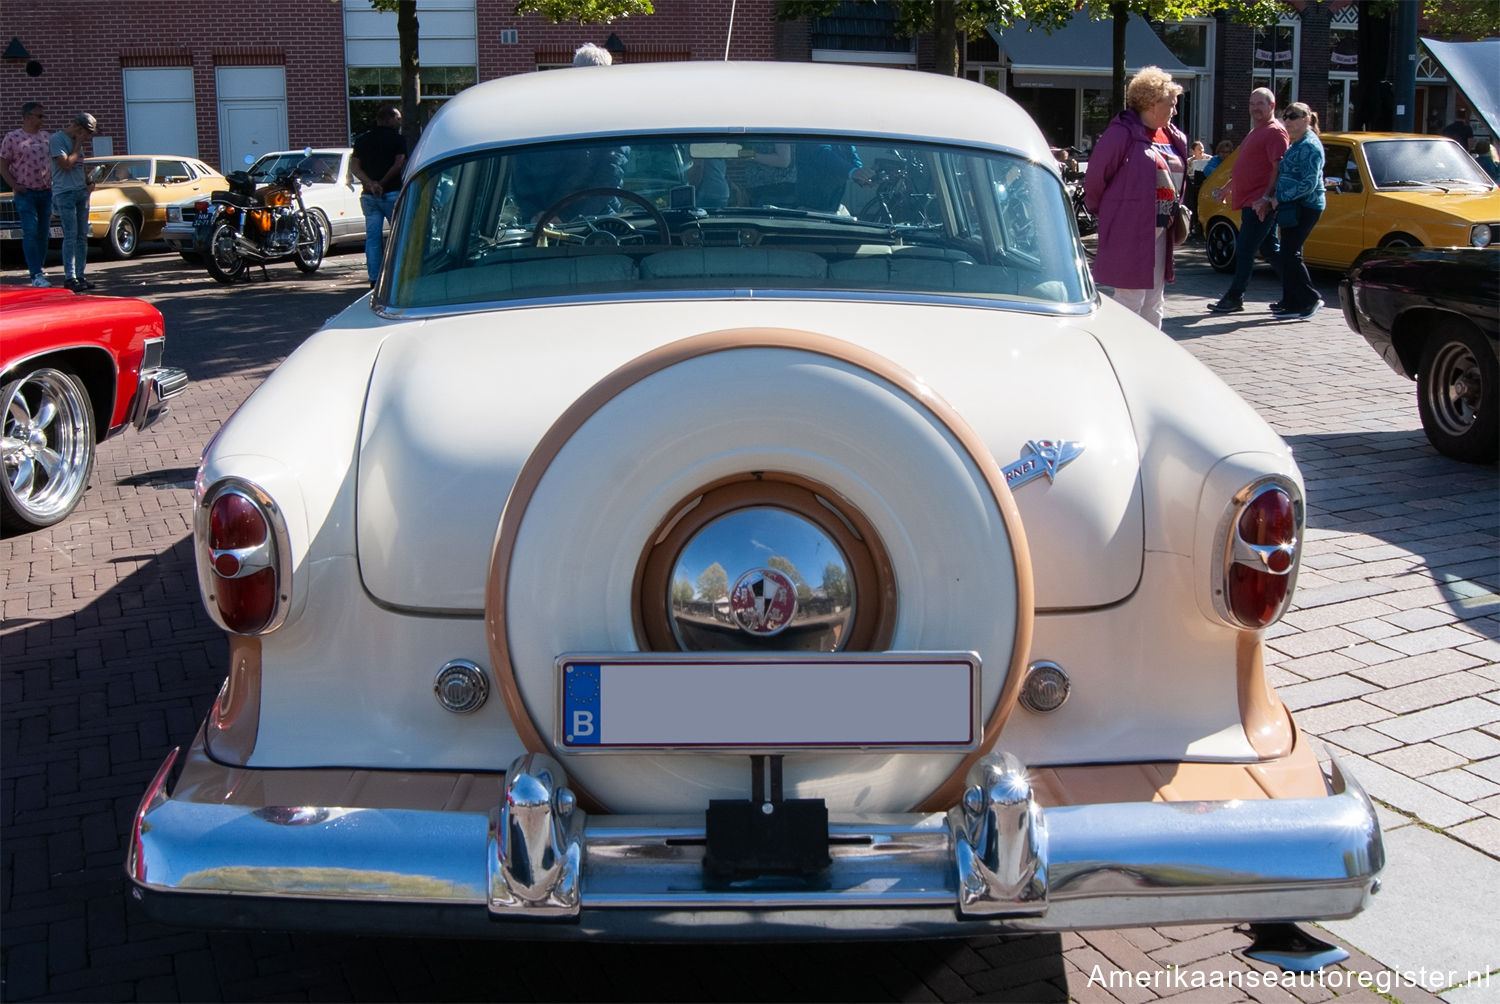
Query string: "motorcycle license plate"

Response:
xmin=556 ymin=652 xmax=980 ymax=752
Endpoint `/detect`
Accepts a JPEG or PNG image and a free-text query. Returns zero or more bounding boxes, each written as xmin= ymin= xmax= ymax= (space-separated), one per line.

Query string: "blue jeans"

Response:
xmin=1279 ymin=203 xmax=1324 ymax=310
xmin=360 ymin=191 xmax=399 ymax=283
xmin=53 ymin=187 xmax=90 ymax=280
xmin=13 ymin=188 xmax=52 ymax=278
xmin=1223 ymin=206 xmax=1282 ymax=301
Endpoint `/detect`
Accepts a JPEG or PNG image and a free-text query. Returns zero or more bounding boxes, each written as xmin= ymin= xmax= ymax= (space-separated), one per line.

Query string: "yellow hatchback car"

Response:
xmin=83 ymin=155 xmax=225 ymax=259
xmin=1197 ymin=132 xmax=1499 ymax=273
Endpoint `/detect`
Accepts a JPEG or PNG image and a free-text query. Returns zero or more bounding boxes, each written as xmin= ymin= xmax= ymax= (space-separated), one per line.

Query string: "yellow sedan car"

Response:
xmin=1197 ymin=132 xmax=1499 ymax=273
xmin=83 ymin=155 xmax=224 ymax=258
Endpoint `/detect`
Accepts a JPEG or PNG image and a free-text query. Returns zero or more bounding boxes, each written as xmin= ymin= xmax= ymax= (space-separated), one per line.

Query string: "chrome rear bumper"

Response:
xmin=127 ymin=730 xmax=1383 ymax=939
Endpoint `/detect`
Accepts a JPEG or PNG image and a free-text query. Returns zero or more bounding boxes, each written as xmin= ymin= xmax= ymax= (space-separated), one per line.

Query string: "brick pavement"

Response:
xmin=1 ymin=242 xmax=1495 ymax=1002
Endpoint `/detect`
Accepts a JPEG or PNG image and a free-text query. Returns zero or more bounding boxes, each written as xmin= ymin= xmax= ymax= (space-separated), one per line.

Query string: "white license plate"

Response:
xmin=48 ymin=225 xmax=63 ymax=238
xmin=557 ymin=653 xmax=980 ymax=752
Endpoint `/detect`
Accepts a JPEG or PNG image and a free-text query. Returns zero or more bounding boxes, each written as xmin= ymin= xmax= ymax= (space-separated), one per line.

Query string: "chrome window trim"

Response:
xmin=375 ymin=287 xmax=1101 ymax=323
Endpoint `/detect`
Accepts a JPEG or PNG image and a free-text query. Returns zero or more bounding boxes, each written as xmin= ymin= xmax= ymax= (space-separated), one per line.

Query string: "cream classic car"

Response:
xmin=128 ymin=63 xmax=1383 ymax=941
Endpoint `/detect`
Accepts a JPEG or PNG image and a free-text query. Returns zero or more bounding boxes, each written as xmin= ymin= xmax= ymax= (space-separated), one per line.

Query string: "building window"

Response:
xmin=1161 ymin=22 xmax=1210 ymax=68
xmin=1252 ymin=19 xmax=1299 ymax=108
xmin=1329 ymin=17 xmax=1358 ymax=131
xmin=347 ymin=65 xmax=476 ymax=137
xmin=810 ymin=2 xmax=915 ymax=64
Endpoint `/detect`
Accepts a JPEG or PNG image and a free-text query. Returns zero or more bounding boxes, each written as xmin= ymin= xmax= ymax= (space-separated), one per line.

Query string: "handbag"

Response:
xmin=1276 ymin=201 xmax=1300 ymax=227
xmin=1170 ymin=201 xmax=1191 ymax=244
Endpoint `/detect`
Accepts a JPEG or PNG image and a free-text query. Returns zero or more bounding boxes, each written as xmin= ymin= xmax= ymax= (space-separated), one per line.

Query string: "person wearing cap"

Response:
xmin=1 ymin=102 xmax=54 ymax=286
xmin=51 ymin=112 xmax=97 ymax=291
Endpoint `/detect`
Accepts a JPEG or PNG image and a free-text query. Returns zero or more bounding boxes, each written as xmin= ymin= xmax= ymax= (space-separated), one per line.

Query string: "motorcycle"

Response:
xmin=193 ymin=154 xmax=327 ymax=284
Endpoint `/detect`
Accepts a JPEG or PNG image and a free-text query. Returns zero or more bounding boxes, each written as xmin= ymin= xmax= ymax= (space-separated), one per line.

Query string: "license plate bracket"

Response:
xmin=704 ymin=797 xmax=830 ymax=888
xmin=556 ymin=652 xmax=980 ymax=753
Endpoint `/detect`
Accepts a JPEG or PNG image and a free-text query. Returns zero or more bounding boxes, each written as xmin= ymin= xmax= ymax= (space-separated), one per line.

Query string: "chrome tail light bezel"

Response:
xmin=194 ymin=476 xmax=293 ymax=635
xmin=1212 ymin=475 xmax=1304 ymax=630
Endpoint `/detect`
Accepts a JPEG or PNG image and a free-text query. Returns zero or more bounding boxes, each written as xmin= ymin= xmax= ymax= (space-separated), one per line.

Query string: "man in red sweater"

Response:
xmin=1207 ymin=88 xmax=1289 ymax=313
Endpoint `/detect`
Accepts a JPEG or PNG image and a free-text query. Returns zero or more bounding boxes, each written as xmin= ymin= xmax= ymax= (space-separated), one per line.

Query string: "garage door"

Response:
xmin=123 ymin=68 xmax=198 ymax=156
xmin=216 ymin=66 xmax=288 ymax=172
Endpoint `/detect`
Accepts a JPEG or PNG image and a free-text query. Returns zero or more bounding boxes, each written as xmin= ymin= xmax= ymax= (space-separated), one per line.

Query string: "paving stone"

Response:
xmin=1435 ymin=730 xmax=1500 ymax=761
xmin=1291 ymin=700 xmax=1395 ymax=735
xmin=1278 ymin=675 xmax=1378 ymax=711
xmin=1369 ymin=697 xmax=1500 ymax=745
xmin=1351 ymin=649 xmax=1487 ymax=688
xmin=1321 ymin=726 xmax=1401 ymax=756
xmin=1267 ymin=626 xmax=1367 ymax=660
xmin=1370 ymin=743 xmax=1467 ymax=777
xmin=1277 ymin=650 xmax=1370 ymax=681
xmin=1364 ymin=671 xmax=1498 ymax=714
xmin=1381 ymin=625 xmax=1493 ymax=657
xmin=1422 ymin=768 xmax=1500 ymax=803
xmin=1333 ymin=751 xmax=1480 ymax=828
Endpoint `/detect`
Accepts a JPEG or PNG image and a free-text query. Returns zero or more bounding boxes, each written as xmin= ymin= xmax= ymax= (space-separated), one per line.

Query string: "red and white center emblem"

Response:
xmin=729 ymin=567 xmax=798 ymax=637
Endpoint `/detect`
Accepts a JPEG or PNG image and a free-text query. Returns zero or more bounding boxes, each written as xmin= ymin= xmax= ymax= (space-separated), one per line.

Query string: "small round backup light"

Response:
xmin=434 ymin=660 xmax=489 ymax=714
xmin=1019 ymin=661 xmax=1070 ymax=714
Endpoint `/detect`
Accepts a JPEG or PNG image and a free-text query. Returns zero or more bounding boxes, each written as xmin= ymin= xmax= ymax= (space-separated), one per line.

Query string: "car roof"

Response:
xmin=408 ymin=61 xmax=1055 ymax=176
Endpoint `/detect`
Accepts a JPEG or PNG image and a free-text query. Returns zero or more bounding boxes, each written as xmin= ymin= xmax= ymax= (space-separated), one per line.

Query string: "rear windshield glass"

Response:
xmin=385 ymin=134 xmax=1090 ymax=309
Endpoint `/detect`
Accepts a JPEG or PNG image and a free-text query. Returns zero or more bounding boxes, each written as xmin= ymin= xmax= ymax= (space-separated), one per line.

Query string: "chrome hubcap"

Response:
xmin=2 ymin=369 xmax=90 ymax=520
xmin=668 ymin=506 xmax=855 ymax=652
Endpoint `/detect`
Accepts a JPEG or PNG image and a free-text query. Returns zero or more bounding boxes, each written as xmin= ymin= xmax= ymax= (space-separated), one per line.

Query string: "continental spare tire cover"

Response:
xmin=486 ymin=329 xmax=1032 ymax=814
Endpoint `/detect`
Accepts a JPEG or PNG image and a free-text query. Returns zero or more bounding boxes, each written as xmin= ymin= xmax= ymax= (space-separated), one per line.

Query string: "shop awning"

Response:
xmin=989 ymin=12 xmax=1194 ymax=88
xmin=1421 ymin=37 xmax=1499 ymax=135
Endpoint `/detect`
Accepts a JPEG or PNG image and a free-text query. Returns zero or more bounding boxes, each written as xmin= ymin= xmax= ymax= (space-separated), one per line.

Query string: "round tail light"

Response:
xmin=1224 ymin=484 xmax=1300 ymax=629
xmin=197 ymin=481 xmax=289 ymax=635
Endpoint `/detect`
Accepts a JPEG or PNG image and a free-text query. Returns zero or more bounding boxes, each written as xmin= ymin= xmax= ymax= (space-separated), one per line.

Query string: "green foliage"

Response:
xmin=514 ymin=0 xmax=654 ymax=22
xmin=766 ymin=556 xmax=812 ymax=601
xmin=696 ymin=563 xmax=729 ymax=602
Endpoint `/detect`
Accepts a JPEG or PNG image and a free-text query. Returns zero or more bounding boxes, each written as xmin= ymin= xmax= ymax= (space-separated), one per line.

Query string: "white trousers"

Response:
xmin=1109 ymin=229 xmax=1168 ymax=329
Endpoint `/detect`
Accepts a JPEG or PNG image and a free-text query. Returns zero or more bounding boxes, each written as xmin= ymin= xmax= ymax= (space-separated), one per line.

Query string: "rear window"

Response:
xmin=384 ymin=134 xmax=1090 ymax=310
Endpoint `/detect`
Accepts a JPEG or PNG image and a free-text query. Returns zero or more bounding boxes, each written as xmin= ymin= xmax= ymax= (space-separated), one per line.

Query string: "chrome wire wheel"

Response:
xmin=1 ymin=367 xmax=96 ymax=530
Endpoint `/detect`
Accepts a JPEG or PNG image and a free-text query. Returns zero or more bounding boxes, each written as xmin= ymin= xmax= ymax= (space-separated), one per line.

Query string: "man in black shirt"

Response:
xmin=351 ymin=104 xmax=407 ymax=286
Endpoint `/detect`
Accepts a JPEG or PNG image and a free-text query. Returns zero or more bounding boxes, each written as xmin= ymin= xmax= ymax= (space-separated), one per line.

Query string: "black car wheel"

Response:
xmin=106 ymin=211 xmax=140 ymax=259
xmin=1206 ymin=217 xmax=1237 ymax=273
xmin=1416 ymin=320 xmax=1498 ymax=463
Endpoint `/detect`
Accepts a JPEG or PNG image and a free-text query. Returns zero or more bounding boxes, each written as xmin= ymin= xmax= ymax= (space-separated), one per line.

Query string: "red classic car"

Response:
xmin=1 ymin=286 xmax=188 ymax=531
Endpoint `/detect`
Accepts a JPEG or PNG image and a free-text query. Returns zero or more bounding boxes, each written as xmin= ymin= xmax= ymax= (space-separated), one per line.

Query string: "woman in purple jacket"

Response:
xmin=1083 ymin=66 xmax=1190 ymax=329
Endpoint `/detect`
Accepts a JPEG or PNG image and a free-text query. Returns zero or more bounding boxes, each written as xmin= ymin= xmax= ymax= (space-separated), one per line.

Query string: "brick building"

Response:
xmin=0 ymin=0 xmax=785 ymax=171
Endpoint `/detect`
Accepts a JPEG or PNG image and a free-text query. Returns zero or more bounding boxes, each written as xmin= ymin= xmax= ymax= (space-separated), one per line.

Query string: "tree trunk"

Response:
xmin=1110 ymin=1 xmax=1127 ymax=113
xmin=934 ymin=2 xmax=958 ymax=76
xmin=398 ymin=0 xmax=421 ymax=152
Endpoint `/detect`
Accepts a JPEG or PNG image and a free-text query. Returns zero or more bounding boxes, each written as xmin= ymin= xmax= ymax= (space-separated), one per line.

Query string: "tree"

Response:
xmin=766 ymin=556 xmax=812 ymax=601
xmin=775 ymin=0 xmax=1287 ymax=112
xmin=696 ymin=563 xmax=729 ymax=602
xmin=363 ymin=0 xmax=654 ymax=151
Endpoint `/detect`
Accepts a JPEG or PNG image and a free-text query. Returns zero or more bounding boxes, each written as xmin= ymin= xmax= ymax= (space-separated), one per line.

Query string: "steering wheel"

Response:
xmin=532 ymin=187 xmax=671 ymax=246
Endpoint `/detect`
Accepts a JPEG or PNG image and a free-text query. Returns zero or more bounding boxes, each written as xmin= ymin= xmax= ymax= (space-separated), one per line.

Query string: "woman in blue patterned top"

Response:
xmin=1269 ymin=103 xmax=1326 ymax=320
